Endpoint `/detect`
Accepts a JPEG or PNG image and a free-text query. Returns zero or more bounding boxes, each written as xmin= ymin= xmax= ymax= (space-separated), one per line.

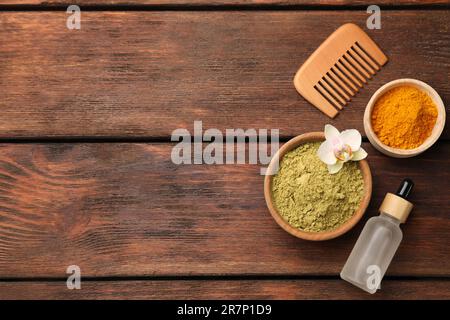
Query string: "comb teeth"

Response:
xmin=293 ymin=23 xmax=388 ymax=118
xmin=354 ymin=41 xmax=381 ymax=71
xmin=314 ymin=41 xmax=384 ymax=111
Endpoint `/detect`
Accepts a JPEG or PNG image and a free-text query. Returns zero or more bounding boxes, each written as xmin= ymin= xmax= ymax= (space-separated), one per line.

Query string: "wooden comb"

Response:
xmin=293 ymin=23 xmax=388 ymax=118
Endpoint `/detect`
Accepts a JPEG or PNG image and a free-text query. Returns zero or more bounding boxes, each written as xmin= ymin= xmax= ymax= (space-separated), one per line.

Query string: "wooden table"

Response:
xmin=0 ymin=0 xmax=449 ymax=300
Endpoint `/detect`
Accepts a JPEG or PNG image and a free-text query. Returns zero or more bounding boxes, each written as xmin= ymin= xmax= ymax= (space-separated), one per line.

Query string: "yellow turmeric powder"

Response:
xmin=371 ymin=86 xmax=438 ymax=149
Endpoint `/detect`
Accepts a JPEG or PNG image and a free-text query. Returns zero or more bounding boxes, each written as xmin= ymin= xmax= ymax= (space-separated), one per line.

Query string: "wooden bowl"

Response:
xmin=264 ymin=132 xmax=372 ymax=241
xmin=364 ymin=79 xmax=446 ymax=158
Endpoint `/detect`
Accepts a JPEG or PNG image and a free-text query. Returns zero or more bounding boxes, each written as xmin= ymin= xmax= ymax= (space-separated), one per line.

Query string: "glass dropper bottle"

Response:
xmin=340 ymin=179 xmax=414 ymax=294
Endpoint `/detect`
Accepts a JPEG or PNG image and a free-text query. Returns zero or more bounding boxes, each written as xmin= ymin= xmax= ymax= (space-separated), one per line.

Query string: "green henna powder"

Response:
xmin=272 ymin=142 xmax=364 ymax=232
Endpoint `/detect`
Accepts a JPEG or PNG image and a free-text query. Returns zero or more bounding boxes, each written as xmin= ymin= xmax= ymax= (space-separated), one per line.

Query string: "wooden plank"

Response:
xmin=0 ymin=11 xmax=449 ymax=139
xmin=0 ymin=142 xmax=448 ymax=277
xmin=0 ymin=1 xmax=448 ymax=6
xmin=0 ymin=279 xmax=448 ymax=299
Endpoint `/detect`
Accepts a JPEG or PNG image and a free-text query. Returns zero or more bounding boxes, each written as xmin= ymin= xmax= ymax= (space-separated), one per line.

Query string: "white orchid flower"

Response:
xmin=317 ymin=124 xmax=368 ymax=174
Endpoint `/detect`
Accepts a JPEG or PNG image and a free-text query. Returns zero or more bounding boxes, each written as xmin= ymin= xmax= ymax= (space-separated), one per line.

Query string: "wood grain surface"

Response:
xmin=1 ymin=279 xmax=449 ymax=299
xmin=0 ymin=11 xmax=448 ymax=139
xmin=0 ymin=2 xmax=448 ymax=300
xmin=0 ymin=142 xmax=447 ymax=278
xmin=0 ymin=1 xmax=448 ymax=6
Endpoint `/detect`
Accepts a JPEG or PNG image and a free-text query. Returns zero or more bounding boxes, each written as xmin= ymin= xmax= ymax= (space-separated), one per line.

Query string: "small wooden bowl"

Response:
xmin=364 ymin=79 xmax=446 ymax=158
xmin=264 ymin=132 xmax=372 ymax=241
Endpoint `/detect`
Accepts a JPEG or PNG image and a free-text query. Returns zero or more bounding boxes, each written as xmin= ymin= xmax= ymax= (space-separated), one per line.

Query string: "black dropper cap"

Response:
xmin=396 ymin=178 xmax=414 ymax=199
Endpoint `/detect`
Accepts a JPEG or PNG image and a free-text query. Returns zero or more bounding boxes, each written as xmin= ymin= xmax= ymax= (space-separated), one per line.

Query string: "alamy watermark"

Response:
xmin=366 ymin=5 xmax=381 ymax=30
xmin=67 ymin=5 xmax=81 ymax=30
xmin=171 ymin=121 xmax=279 ymax=175
xmin=66 ymin=265 xmax=81 ymax=290
xmin=366 ymin=264 xmax=381 ymax=291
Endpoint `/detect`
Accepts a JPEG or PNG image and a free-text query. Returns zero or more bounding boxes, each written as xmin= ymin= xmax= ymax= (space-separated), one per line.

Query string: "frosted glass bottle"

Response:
xmin=340 ymin=179 xmax=414 ymax=294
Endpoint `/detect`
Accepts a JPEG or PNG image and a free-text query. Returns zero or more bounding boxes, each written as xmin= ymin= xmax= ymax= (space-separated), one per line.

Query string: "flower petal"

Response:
xmin=340 ymin=129 xmax=362 ymax=151
xmin=352 ymin=148 xmax=368 ymax=161
xmin=327 ymin=161 xmax=343 ymax=174
xmin=324 ymin=124 xmax=340 ymax=141
xmin=317 ymin=141 xmax=337 ymax=165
